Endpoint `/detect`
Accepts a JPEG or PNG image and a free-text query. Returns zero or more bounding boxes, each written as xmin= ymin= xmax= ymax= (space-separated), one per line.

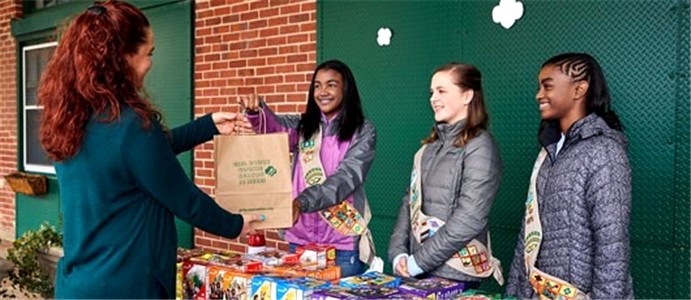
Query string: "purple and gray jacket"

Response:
xmin=247 ymin=104 xmax=376 ymax=250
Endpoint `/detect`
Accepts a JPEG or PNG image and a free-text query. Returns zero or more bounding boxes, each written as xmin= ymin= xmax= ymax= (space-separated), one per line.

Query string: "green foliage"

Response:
xmin=6 ymin=223 xmax=62 ymax=298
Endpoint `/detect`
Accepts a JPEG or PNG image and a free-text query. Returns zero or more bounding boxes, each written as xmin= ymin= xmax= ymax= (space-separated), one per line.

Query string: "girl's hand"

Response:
xmin=394 ymin=256 xmax=411 ymax=277
xmin=292 ymin=200 xmax=301 ymax=225
xmin=212 ymin=112 xmax=254 ymax=135
xmin=238 ymin=94 xmax=262 ymax=113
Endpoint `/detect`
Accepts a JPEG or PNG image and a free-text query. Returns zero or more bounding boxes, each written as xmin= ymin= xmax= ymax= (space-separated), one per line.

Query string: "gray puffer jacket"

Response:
xmin=388 ymin=119 xmax=502 ymax=282
xmin=505 ymin=114 xmax=633 ymax=299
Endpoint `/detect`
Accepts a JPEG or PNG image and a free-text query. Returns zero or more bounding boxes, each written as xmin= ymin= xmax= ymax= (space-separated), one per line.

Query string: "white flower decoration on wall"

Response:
xmin=377 ymin=27 xmax=393 ymax=46
xmin=492 ymin=0 xmax=524 ymax=29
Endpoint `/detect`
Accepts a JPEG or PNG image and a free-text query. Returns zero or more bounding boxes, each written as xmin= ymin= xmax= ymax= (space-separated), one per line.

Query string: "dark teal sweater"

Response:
xmin=54 ymin=108 xmax=243 ymax=299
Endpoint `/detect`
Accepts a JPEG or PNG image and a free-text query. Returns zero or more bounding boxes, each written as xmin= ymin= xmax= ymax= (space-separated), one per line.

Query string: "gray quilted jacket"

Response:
xmin=505 ymin=114 xmax=633 ymax=299
xmin=388 ymin=120 xmax=502 ymax=282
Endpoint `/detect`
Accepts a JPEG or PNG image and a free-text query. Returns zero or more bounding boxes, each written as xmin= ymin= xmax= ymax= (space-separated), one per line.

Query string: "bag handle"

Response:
xmin=240 ymin=95 xmax=267 ymax=134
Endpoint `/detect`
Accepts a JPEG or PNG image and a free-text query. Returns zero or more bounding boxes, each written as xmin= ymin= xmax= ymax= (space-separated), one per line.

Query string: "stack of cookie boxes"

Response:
xmin=311 ymin=271 xmax=468 ymax=299
xmin=176 ymin=244 xmax=341 ymax=300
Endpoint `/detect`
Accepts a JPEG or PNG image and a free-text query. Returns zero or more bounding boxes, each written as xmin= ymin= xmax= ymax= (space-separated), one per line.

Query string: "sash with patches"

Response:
xmin=524 ymin=149 xmax=589 ymax=300
xmin=409 ymin=145 xmax=503 ymax=285
xmin=298 ymin=126 xmax=375 ymax=264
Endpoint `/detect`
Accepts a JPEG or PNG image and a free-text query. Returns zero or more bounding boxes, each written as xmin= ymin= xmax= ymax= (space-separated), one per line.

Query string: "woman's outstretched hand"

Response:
xmin=212 ymin=112 xmax=254 ymax=135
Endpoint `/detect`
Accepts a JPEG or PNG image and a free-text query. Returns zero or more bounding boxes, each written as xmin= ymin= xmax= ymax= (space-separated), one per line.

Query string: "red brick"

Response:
xmin=267 ymin=36 xmax=286 ymax=46
xmin=259 ymin=27 xmax=279 ymax=38
xmin=279 ymin=45 xmax=298 ymax=54
xmin=287 ymin=33 xmax=309 ymax=43
xmin=265 ymin=75 xmax=283 ymax=84
xmin=240 ymin=30 xmax=259 ymax=39
xmin=285 ymin=74 xmax=305 ymax=83
xmin=257 ymin=66 xmax=275 ymax=75
xmin=210 ymin=0 xmax=226 ymax=6
xmin=240 ymin=11 xmax=259 ymax=21
xmin=239 ymin=49 xmax=258 ymax=58
xmin=213 ymin=6 xmax=231 ymax=16
xmin=248 ymin=58 xmax=266 ymax=66
xmin=286 ymin=54 xmax=307 ymax=63
xmin=259 ymin=48 xmax=278 ymax=56
xmin=222 ymin=15 xmax=239 ymax=23
xmin=280 ymin=3 xmax=300 ymax=14
xmin=301 ymin=2 xmax=316 ymax=11
xmin=279 ymin=24 xmax=299 ymax=35
xmin=288 ymin=13 xmax=309 ymax=23
xmin=232 ymin=3 xmax=249 ymax=13
xmin=256 ymin=86 xmax=275 ymax=94
xmin=205 ymin=17 xmax=221 ymax=27
xmin=268 ymin=16 xmax=288 ymax=27
xmin=248 ymin=39 xmax=267 ymax=48
xmin=250 ymin=0 xmax=269 ymax=10
xmin=260 ymin=7 xmax=279 ymax=18
xmin=249 ymin=19 xmax=267 ymax=29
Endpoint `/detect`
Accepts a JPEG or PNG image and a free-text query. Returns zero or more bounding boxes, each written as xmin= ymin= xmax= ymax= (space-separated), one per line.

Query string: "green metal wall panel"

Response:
xmin=318 ymin=0 xmax=463 ymax=274
xmin=16 ymin=178 xmax=61 ymax=237
xmin=319 ymin=0 xmax=690 ymax=297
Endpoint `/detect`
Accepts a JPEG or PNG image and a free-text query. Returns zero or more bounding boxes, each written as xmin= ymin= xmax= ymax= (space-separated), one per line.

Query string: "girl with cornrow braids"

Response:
xmin=506 ymin=53 xmax=633 ymax=299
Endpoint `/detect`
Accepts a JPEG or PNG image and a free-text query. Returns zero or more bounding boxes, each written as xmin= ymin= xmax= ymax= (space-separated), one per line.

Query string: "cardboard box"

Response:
xmin=270 ymin=264 xmax=341 ymax=282
xmin=339 ymin=271 xmax=401 ymax=288
xmin=207 ymin=266 xmax=253 ymax=300
xmin=311 ymin=285 xmax=401 ymax=299
xmin=275 ymin=277 xmax=331 ymax=300
xmin=246 ymin=248 xmax=300 ymax=267
xmin=295 ymin=244 xmax=336 ymax=269
xmin=397 ymin=277 xmax=466 ymax=299
xmin=182 ymin=260 xmax=208 ymax=300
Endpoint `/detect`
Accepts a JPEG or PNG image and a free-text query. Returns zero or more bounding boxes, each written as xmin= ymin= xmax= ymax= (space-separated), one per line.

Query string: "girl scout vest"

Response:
xmin=524 ymin=149 xmax=589 ymax=300
xmin=298 ymin=127 xmax=376 ymax=264
xmin=409 ymin=145 xmax=503 ymax=285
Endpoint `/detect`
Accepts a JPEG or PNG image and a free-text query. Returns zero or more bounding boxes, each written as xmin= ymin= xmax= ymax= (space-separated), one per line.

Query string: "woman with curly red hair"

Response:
xmin=37 ymin=1 xmax=262 ymax=298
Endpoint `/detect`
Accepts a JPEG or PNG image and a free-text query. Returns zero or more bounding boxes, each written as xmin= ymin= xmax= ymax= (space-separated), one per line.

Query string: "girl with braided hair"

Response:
xmin=506 ymin=53 xmax=633 ymax=299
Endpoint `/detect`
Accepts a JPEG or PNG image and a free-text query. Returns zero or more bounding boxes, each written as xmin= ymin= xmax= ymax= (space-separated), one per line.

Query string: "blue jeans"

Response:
xmin=289 ymin=243 xmax=364 ymax=277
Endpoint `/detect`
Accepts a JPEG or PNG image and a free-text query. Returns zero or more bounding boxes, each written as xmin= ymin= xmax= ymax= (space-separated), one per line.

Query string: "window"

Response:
xmin=23 ymin=42 xmax=57 ymax=174
xmin=25 ymin=0 xmax=73 ymax=14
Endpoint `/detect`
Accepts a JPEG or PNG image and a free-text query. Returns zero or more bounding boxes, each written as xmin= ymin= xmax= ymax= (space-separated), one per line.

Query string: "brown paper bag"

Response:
xmin=214 ymin=133 xmax=293 ymax=229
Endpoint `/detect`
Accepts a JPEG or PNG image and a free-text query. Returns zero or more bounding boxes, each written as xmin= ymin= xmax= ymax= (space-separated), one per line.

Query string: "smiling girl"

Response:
xmin=506 ymin=53 xmax=633 ymax=299
xmin=388 ymin=63 xmax=504 ymax=287
xmin=239 ymin=60 xmax=377 ymax=276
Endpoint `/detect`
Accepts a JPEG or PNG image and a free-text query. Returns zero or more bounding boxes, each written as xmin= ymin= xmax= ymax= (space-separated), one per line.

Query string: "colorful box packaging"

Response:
xmin=338 ymin=271 xmax=401 ymax=288
xmin=295 ymin=244 xmax=336 ymax=269
xmin=246 ymin=248 xmax=300 ymax=266
xmin=275 ymin=277 xmax=331 ymax=300
xmin=219 ymin=257 xmax=263 ymax=273
xmin=311 ymin=285 xmax=402 ymax=299
xmin=207 ymin=265 xmax=253 ymax=300
xmin=310 ymin=286 xmax=358 ymax=300
xmin=250 ymin=276 xmax=280 ymax=300
xmin=270 ymin=264 xmax=341 ymax=282
xmin=397 ymin=277 xmax=466 ymax=299
xmin=182 ymin=259 xmax=208 ymax=300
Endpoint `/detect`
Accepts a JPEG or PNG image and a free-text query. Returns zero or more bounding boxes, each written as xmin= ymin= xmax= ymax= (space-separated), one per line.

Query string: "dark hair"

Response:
xmin=38 ymin=0 xmax=160 ymax=161
xmin=423 ymin=62 xmax=489 ymax=147
xmin=542 ymin=52 xmax=622 ymax=131
xmin=298 ymin=60 xmax=365 ymax=141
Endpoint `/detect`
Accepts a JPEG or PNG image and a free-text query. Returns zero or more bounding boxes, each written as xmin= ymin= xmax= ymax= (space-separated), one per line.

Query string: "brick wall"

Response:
xmin=0 ymin=0 xmax=22 ymax=242
xmin=193 ymin=0 xmax=316 ymax=254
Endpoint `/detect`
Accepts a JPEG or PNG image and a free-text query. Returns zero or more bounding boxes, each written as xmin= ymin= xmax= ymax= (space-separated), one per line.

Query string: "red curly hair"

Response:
xmin=38 ymin=0 xmax=161 ymax=161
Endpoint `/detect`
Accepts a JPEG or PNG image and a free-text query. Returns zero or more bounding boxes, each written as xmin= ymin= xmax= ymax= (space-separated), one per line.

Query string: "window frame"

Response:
xmin=22 ymin=41 xmax=58 ymax=174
